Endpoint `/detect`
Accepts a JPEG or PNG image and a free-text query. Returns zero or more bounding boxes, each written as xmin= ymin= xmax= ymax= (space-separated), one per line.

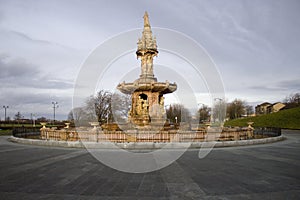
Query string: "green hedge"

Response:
xmin=225 ymin=107 xmax=300 ymax=129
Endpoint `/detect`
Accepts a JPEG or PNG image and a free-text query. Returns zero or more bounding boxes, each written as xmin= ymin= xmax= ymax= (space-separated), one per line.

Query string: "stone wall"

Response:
xmin=40 ymin=127 xmax=254 ymax=143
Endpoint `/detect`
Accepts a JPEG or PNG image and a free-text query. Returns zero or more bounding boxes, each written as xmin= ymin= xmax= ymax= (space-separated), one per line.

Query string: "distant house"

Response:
xmin=267 ymin=102 xmax=286 ymax=113
xmin=255 ymin=102 xmax=272 ymax=115
xmin=255 ymin=102 xmax=285 ymax=115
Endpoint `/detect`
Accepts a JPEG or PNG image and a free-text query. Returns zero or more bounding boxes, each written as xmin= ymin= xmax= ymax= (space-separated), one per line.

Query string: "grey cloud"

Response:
xmin=247 ymin=79 xmax=300 ymax=94
xmin=0 ymin=90 xmax=72 ymax=119
xmin=0 ymin=54 xmax=74 ymax=89
xmin=276 ymin=79 xmax=300 ymax=91
xmin=35 ymin=79 xmax=74 ymax=89
xmin=8 ymin=78 xmax=74 ymax=90
xmin=0 ymin=54 xmax=39 ymax=78
xmin=10 ymin=30 xmax=56 ymax=46
xmin=0 ymin=88 xmax=72 ymax=107
xmin=9 ymin=30 xmax=77 ymax=51
xmin=0 ymin=92 xmax=54 ymax=105
xmin=0 ymin=11 xmax=3 ymax=23
xmin=248 ymin=85 xmax=281 ymax=92
xmin=1 ymin=75 xmax=74 ymax=90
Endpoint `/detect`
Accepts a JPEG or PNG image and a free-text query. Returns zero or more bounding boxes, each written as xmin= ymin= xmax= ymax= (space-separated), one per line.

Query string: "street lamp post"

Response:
xmin=3 ymin=105 xmax=9 ymax=122
xmin=52 ymin=102 xmax=58 ymax=125
xmin=175 ymin=116 xmax=178 ymax=124
xmin=214 ymin=98 xmax=223 ymax=123
xmin=31 ymin=113 xmax=36 ymax=127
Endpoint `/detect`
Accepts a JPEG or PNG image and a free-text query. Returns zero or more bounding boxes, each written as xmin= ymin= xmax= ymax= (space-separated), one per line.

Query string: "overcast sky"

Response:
xmin=0 ymin=0 xmax=299 ymax=120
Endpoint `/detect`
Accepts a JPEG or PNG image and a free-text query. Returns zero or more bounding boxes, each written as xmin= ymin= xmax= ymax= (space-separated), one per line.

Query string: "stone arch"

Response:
xmin=139 ymin=93 xmax=148 ymax=100
xmin=138 ymin=93 xmax=149 ymax=115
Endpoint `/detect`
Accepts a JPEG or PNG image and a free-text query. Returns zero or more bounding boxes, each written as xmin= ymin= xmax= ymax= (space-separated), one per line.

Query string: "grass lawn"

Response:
xmin=0 ymin=124 xmax=42 ymax=128
xmin=0 ymin=129 xmax=12 ymax=135
xmin=225 ymin=107 xmax=300 ymax=129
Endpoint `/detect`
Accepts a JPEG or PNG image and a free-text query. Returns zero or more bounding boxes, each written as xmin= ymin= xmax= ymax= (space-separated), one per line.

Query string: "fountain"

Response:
xmin=117 ymin=12 xmax=176 ymax=129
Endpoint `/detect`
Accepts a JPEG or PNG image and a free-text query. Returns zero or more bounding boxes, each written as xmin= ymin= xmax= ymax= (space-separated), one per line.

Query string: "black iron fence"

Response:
xmin=12 ymin=127 xmax=41 ymax=138
xmin=253 ymin=127 xmax=281 ymax=137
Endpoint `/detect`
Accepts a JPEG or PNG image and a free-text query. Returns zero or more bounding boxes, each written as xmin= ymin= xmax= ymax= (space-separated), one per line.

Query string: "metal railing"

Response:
xmin=253 ymin=127 xmax=281 ymax=137
xmin=12 ymin=127 xmax=40 ymax=138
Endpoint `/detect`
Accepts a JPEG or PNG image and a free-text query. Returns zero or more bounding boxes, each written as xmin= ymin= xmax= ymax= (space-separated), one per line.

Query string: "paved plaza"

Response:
xmin=0 ymin=130 xmax=299 ymax=199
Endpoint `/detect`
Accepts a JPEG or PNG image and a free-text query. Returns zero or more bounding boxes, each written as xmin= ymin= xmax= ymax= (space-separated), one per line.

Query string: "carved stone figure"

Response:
xmin=142 ymin=99 xmax=148 ymax=115
xmin=136 ymin=96 xmax=143 ymax=115
xmin=146 ymin=54 xmax=153 ymax=75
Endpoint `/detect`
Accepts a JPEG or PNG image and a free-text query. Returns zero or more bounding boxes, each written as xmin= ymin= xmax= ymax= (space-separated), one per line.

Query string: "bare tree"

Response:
xmin=198 ymin=105 xmax=211 ymax=123
xmin=111 ymin=93 xmax=131 ymax=123
xmin=14 ymin=112 xmax=22 ymax=120
xmin=36 ymin=117 xmax=48 ymax=122
xmin=212 ymin=100 xmax=227 ymax=123
xmin=68 ymin=107 xmax=87 ymax=126
xmin=68 ymin=90 xmax=132 ymax=126
xmin=14 ymin=111 xmax=22 ymax=124
xmin=226 ymin=99 xmax=246 ymax=119
xmin=245 ymin=105 xmax=254 ymax=116
xmin=67 ymin=110 xmax=74 ymax=122
xmin=85 ymin=90 xmax=112 ymax=125
xmin=284 ymin=93 xmax=300 ymax=109
xmin=166 ymin=104 xmax=191 ymax=124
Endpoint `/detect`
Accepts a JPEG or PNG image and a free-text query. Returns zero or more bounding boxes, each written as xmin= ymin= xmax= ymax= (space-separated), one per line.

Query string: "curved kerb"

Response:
xmin=9 ymin=135 xmax=284 ymax=149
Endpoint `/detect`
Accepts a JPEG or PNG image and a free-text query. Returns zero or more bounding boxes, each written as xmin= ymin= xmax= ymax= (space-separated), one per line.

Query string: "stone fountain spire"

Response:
xmin=136 ymin=11 xmax=158 ymax=82
xmin=117 ymin=12 xmax=177 ymax=126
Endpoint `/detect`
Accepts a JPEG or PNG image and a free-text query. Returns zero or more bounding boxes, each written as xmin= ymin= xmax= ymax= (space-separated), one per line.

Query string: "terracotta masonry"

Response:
xmin=117 ymin=12 xmax=177 ymax=127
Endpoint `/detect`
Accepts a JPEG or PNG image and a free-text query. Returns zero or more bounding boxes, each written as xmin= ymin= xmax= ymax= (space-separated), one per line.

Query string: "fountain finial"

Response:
xmin=143 ymin=11 xmax=150 ymax=27
xmin=136 ymin=12 xmax=158 ymax=81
